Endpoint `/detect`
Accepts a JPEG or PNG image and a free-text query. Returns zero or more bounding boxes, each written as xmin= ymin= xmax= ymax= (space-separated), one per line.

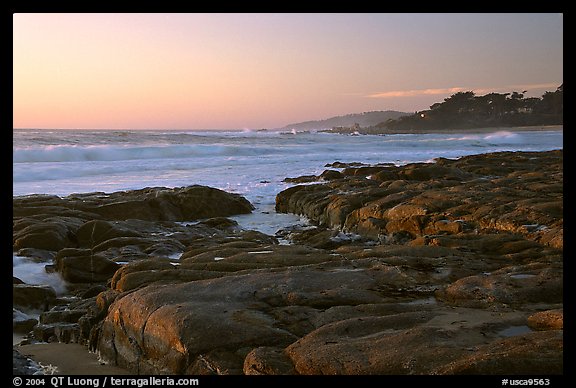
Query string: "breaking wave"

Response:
xmin=13 ymin=143 xmax=280 ymax=163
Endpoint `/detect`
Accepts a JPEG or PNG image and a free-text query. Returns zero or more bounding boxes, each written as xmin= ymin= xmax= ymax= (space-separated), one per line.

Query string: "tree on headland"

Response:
xmin=377 ymin=85 xmax=563 ymax=131
xmin=535 ymin=84 xmax=563 ymax=116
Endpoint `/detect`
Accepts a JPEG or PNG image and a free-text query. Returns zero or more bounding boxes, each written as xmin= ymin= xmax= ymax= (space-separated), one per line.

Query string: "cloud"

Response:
xmin=367 ymin=87 xmax=465 ymax=98
xmin=510 ymin=82 xmax=561 ymax=90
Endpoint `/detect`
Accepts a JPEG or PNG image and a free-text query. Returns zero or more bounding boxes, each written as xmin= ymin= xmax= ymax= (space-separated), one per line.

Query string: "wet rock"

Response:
xmin=325 ymin=161 xmax=366 ymax=169
xmin=39 ymin=309 xmax=88 ymax=324
xmin=33 ymin=322 xmax=81 ymax=343
xmin=371 ymin=169 xmax=401 ymax=182
xmin=279 ymin=226 xmax=363 ymax=249
xmin=13 ymin=284 xmax=56 ymax=310
xmin=55 ymin=249 xmax=120 ymax=283
xmin=15 ymin=248 xmax=56 ymax=262
xmin=13 ymin=348 xmax=43 ymax=375
xmin=343 ymin=166 xmax=388 ymax=177
xmin=283 ymin=175 xmax=319 ymax=183
xmin=197 ymin=217 xmax=239 ymax=230
xmin=13 ymin=308 xmax=38 ymax=333
xmin=399 ymin=163 xmax=474 ymax=181
xmin=320 ymin=170 xmax=344 ymax=181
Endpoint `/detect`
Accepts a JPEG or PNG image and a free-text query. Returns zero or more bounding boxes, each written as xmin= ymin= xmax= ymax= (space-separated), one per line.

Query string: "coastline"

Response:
xmin=323 ymin=125 xmax=563 ymax=135
xmin=385 ymin=125 xmax=563 ymax=134
xmin=13 ymin=148 xmax=563 ymax=375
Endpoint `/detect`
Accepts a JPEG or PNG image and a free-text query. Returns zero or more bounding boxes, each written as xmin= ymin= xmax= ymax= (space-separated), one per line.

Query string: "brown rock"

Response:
xmin=40 ymin=309 xmax=87 ymax=324
xmin=283 ymin=175 xmax=319 ymax=183
xmin=13 ymin=217 xmax=83 ymax=251
xmin=97 ymin=266 xmax=387 ymax=374
xmin=110 ymin=259 xmax=174 ymax=287
xmin=98 ymin=283 xmax=298 ymax=374
xmin=434 ymin=330 xmax=563 ymax=374
xmin=113 ymin=269 xmax=225 ymax=292
xmin=286 ymin=317 xmax=467 ymax=374
xmin=186 ymin=350 xmax=245 ymax=375
xmin=17 ymin=151 xmax=562 ymax=375
xmin=399 ymin=164 xmax=473 ymax=181
xmin=276 ymin=150 xmax=563 ymax=249
xmin=320 ymin=170 xmax=344 ymax=181
xmin=14 ymin=186 xmax=254 ymax=225
xmin=76 ymin=220 xmax=142 ymax=248
xmin=370 ymin=169 xmax=400 ymax=182
xmin=13 ymin=284 xmax=56 ymax=310
xmin=13 ymin=308 xmax=38 ymax=333
xmin=436 ymin=263 xmax=563 ymax=307
xmin=244 ymin=347 xmax=297 ymax=375
xmin=55 ymin=249 xmax=120 ymax=283
xmin=89 ymin=186 xmax=254 ymax=221
xmin=527 ymin=309 xmax=563 ymax=330
xmin=180 ymin=244 xmax=342 ymax=272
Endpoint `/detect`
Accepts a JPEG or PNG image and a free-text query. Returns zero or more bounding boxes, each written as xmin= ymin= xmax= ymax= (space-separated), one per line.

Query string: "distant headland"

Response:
xmin=290 ymin=85 xmax=563 ymax=135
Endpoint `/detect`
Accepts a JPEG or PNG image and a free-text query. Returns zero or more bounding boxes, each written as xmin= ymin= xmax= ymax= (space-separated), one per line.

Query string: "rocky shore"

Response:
xmin=13 ymin=150 xmax=563 ymax=375
xmin=321 ymin=124 xmax=563 ymax=135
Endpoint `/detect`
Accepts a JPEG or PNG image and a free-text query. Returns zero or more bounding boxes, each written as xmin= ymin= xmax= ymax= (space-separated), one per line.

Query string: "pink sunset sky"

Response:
xmin=13 ymin=13 xmax=563 ymax=130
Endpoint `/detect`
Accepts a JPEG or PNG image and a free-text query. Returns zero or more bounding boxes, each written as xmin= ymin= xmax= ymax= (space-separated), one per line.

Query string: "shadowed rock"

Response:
xmin=13 ymin=153 xmax=562 ymax=375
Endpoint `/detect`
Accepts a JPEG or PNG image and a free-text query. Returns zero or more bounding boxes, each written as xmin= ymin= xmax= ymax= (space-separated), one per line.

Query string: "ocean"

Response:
xmin=13 ymin=128 xmax=563 ymax=297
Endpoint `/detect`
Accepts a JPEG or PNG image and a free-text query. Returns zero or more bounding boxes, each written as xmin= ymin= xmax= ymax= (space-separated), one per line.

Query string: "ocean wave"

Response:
xmin=482 ymin=131 xmax=524 ymax=144
xmin=13 ymin=130 xmax=562 ymax=199
xmin=444 ymin=130 xmax=523 ymax=144
xmin=13 ymin=143 xmax=281 ymax=163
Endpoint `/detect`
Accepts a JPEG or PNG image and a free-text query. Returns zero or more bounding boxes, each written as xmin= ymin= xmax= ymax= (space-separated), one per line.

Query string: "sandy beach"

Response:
xmin=15 ymin=343 xmax=131 ymax=375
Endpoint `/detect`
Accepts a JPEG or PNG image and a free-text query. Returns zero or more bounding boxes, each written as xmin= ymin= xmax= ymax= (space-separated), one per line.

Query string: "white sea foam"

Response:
xmin=13 ymin=255 xmax=68 ymax=295
xmin=12 ymin=143 xmax=287 ymax=164
xmin=482 ymin=130 xmax=523 ymax=144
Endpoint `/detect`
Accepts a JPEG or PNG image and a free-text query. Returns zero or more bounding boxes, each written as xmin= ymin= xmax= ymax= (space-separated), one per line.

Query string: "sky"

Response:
xmin=13 ymin=13 xmax=563 ymax=130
